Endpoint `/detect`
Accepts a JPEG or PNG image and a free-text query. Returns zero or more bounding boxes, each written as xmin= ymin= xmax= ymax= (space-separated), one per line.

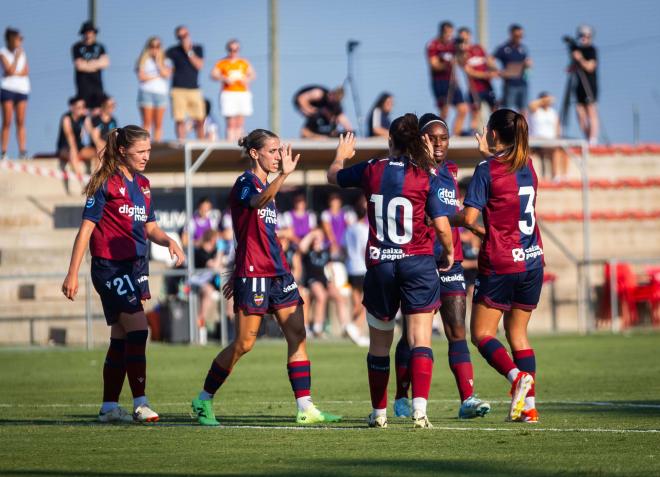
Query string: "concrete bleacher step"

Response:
xmin=536 ymin=186 xmax=660 ymax=214
xmin=0 ymin=229 xmax=77 ymax=248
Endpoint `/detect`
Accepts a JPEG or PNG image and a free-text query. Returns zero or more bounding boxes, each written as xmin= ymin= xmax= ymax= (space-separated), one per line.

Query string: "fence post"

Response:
xmin=609 ymin=259 xmax=620 ymax=333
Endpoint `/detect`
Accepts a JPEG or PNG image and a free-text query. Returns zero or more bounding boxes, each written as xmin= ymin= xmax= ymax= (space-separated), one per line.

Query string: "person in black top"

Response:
xmin=72 ymin=22 xmax=109 ymax=115
xmin=570 ymin=25 xmax=599 ymax=145
xmin=294 ymin=85 xmax=352 ymax=137
xmin=56 ymin=96 xmax=96 ymax=193
xmin=366 ymin=92 xmax=393 ymax=138
xmin=166 ymin=25 xmax=205 ymax=140
xmin=89 ymin=95 xmax=118 ymax=152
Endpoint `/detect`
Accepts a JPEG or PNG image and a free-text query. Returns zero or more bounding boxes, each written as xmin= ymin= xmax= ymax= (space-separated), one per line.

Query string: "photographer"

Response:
xmin=566 ymin=25 xmax=599 ymax=145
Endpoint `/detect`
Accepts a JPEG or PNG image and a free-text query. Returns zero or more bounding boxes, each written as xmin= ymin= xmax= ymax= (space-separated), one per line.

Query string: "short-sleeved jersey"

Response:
xmin=337 ymin=156 xmax=455 ymax=268
xmin=426 ymin=38 xmax=456 ymax=81
xmin=214 ymin=58 xmax=251 ymax=92
xmin=230 ymin=170 xmax=289 ymax=277
xmin=83 ymin=171 xmax=156 ymax=261
xmin=463 ymin=155 xmax=544 ymax=275
xmin=464 ymin=44 xmax=491 ymax=93
xmin=433 ymin=161 xmax=464 ymax=263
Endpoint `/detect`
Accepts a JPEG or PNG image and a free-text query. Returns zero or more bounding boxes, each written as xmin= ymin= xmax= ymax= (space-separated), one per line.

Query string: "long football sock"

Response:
xmin=202 ymin=361 xmax=231 ymax=398
xmin=410 ymin=347 xmax=434 ymax=415
xmin=394 ymin=336 xmax=411 ymax=399
xmin=102 ymin=338 xmax=126 ymax=404
xmin=477 ymin=336 xmax=518 ymax=382
xmin=125 ymin=330 xmax=148 ymax=400
xmin=367 ymin=354 xmax=390 ymax=412
xmin=448 ymin=340 xmax=474 ymax=402
xmin=513 ymin=349 xmax=536 ymax=409
xmin=287 ymin=360 xmax=313 ymax=411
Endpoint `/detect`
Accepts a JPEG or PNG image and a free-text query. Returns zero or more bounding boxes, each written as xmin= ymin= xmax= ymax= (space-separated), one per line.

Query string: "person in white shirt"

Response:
xmin=343 ymin=199 xmax=369 ymax=346
xmin=136 ymin=36 xmax=171 ymax=142
xmin=0 ymin=28 xmax=30 ymax=159
xmin=528 ymin=92 xmax=568 ymax=181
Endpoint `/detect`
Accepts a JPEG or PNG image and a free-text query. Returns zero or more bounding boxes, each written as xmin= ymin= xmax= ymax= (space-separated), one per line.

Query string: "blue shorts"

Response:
xmin=437 ymin=261 xmax=467 ymax=297
xmin=234 ymin=273 xmax=303 ymax=316
xmin=467 ymin=88 xmax=496 ymax=111
xmin=91 ymin=257 xmax=150 ymax=325
xmin=363 ymin=255 xmax=441 ymax=327
xmin=0 ymin=89 xmax=28 ymax=103
xmin=138 ymin=90 xmax=168 ymax=108
xmin=432 ymin=79 xmax=465 ymax=108
xmin=473 ymin=268 xmax=543 ymax=311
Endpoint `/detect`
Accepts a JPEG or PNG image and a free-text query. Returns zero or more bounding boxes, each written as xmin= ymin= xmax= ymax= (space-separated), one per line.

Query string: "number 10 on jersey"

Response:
xmin=370 ymin=194 xmax=413 ymax=245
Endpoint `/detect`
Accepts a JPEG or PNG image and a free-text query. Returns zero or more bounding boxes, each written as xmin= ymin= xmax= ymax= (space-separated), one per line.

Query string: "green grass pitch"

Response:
xmin=1 ymin=333 xmax=659 ymax=476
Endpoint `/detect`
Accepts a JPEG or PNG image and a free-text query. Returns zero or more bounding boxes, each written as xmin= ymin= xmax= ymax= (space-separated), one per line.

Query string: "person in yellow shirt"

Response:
xmin=211 ymin=39 xmax=255 ymax=142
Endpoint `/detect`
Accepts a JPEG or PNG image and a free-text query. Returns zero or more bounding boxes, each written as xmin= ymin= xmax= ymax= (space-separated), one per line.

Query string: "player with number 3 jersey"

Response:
xmin=456 ymin=108 xmax=544 ymax=423
xmin=62 ymin=125 xmax=185 ymax=424
xmin=328 ymin=114 xmax=455 ymax=429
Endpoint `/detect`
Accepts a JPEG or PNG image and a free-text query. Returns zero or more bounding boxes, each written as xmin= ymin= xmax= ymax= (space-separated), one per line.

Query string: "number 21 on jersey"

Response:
xmin=370 ymin=194 xmax=413 ymax=244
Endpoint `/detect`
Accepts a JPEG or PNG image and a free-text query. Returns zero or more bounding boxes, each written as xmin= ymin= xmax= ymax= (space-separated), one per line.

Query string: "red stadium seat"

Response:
xmin=601 ymin=263 xmax=660 ymax=328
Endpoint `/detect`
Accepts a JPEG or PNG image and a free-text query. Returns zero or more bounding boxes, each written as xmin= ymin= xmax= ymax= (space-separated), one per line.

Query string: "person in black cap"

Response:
xmin=72 ymin=21 xmax=109 ymax=115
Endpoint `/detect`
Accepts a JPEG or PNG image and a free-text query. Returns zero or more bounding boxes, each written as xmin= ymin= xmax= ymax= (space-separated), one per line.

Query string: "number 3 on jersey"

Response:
xmin=370 ymin=194 xmax=413 ymax=244
xmin=518 ymin=186 xmax=536 ymax=235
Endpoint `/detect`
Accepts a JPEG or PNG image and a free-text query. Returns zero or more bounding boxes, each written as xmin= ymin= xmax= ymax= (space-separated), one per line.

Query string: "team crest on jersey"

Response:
xmin=253 ymin=293 xmax=264 ymax=306
xmin=119 ymin=187 xmax=126 ymax=196
xmin=105 ymin=281 xmax=111 ymax=289
xmin=141 ymin=186 xmax=150 ymax=197
xmin=240 ymin=186 xmax=250 ymax=200
xmin=85 ymin=197 xmax=95 ymax=208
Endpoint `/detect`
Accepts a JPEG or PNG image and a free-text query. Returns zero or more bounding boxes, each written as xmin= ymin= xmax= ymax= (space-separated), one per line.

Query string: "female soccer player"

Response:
xmin=457 ymin=108 xmax=543 ymax=423
xmin=392 ymin=113 xmax=491 ymax=420
xmin=328 ymin=115 xmax=456 ymax=428
xmin=62 ymin=125 xmax=185 ymax=423
xmin=191 ymin=129 xmax=341 ymax=426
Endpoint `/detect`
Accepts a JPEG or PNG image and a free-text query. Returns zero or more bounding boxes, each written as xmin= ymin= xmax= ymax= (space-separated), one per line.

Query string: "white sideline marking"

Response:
xmin=2 ymin=399 xmax=660 ymax=409
xmin=216 ymin=425 xmax=660 ymax=434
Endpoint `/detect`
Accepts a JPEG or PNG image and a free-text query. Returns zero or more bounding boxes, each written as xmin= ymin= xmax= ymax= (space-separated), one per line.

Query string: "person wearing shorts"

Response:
xmin=136 ymin=36 xmax=171 ymax=142
xmin=166 ymin=26 xmax=204 ymax=140
xmin=191 ymin=128 xmax=341 ymax=427
xmin=456 ymin=108 xmax=545 ymax=423
xmin=62 ymin=125 xmax=185 ymax=424
xmin=328 ymin=116 xmax=456 ymax=429
xmin=0 ymin=27 xmax=30 ymax=159
xmin=212 ymin=39 xmax=255 ymax=142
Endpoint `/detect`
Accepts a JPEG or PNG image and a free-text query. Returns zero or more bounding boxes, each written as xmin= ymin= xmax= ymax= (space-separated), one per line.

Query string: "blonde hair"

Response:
xmin=136 ymin=36 xmax=162 ymax=72
xmin=84 ymin=125 xmax=150 ymax=197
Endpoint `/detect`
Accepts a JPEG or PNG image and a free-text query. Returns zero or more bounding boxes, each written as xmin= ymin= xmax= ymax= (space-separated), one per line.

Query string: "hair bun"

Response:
xmin=237 ymin=136 xmax=247 ymax=148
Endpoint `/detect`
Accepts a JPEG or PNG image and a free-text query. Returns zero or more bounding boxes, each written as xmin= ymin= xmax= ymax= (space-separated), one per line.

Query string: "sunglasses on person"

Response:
xmin=149 ymin=43 xmax=161 ymax=48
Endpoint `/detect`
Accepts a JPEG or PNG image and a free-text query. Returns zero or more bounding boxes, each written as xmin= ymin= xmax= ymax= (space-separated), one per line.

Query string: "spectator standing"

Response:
xmin=320 ymin=192 xmax=356 ymax=258
xmin=366 ymin=92 xmax=393 ymax=138
xmin=493 ymin=24 xmax=531 ymax=114
xmin=529 ymin=92 xmax=569 ymax=181
xmin=211 ymin=39 xmax=255 ymax=142
xmin=571 ymin=25 xmax=599 ymax=145
xmin=181 ymin=197 xmax=217 ymax=249
xmin=72 ymin=22 xmax=109 ymax=116
xmin=89 ymin=95 xmax=118 ymax=152
xmin=136 ymin=36 xmax=171 ymax=142
xmin=0 ymin=27 xmax=30 ymax=160
xmin=426 ymin=21 xmax=468 ymax=136
xmin=344 ymin=197 xmax=369 ymax=346
xmin=456 ymin=27 xmax=498 ymax=133
xmin=166 ymin=26 xmax=204 ymax=140
xmin=280 ymin=192 xmax=317 ymax=245
xmin=56 ymin=97 xmax=97 ymax=193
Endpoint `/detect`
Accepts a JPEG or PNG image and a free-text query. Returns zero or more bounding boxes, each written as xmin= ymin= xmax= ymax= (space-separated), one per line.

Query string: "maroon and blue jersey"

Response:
xmin=230 ymin=170 xmax=289 ymax=278
xmin=463 ymin=155 xmax=545 ymax=275
xmin=83 ymin=171 xmax=155 ymax=260
xmin=337 ymin=156 xmax=455 ymax=268
xmin=433 ymin=161 xmax=464 ymax=263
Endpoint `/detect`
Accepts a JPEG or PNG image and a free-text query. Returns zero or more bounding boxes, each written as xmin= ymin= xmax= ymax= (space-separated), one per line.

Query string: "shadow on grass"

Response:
xmin=0 ymin=457 xmax=631 ymax=477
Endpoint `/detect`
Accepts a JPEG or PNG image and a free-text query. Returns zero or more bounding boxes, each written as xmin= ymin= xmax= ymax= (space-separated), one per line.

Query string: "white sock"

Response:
xmin=133 ymin=395 xmax=148 ymax=409
xmin=198 ymin=390 xmax=214 ymax=401
xmin=525 ymin=396 xmax=536 ymax=410
xmin=313 ymin=323 xmax=324 ymax=334
xmin=507 ymin=368 xmax=520 ymax=384
xmin=296 ymin=396 xmax=314 ymax=412
xmin=373 ymin=408 xmax=387 ymax=418
xmin=412 ymin=397 xmax=428 ymax=415
xmin=100 ymin=402 xmax=118 ymax=413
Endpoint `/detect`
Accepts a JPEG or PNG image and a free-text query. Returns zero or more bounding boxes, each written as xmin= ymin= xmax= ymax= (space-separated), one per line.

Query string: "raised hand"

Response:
xmin=279 ymin=143 xmax=301 ymax=176
xmin=335 ymin=132 xmax=356 ymax=161
xmin=475 ymin=127 xmax=491 ymax=158
xmin=422 ymin=133 xmax=434 ymax=159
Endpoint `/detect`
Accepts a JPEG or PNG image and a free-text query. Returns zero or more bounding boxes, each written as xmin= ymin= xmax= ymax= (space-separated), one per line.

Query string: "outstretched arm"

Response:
xmin=62 ymin=220 xmax=96 ymax=301
xmin=327 ymin=132 xmax=357 ymax=185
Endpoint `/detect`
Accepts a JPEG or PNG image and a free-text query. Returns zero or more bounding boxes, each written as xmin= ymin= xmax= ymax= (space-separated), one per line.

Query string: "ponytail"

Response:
xmin=83 ymin=125 xmax=150 ymax=197
xmin=487 ymin=108 xmax=530 ymax=172
xmin=389 ymin=113 xmax=434 ymax=173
